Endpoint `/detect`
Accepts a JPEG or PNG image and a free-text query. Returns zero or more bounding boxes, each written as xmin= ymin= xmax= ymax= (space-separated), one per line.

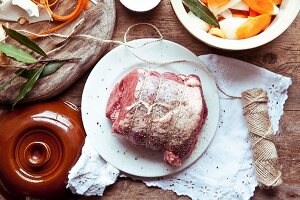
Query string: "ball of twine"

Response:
xmin=242 ymin=88 xmax=282 ymax=187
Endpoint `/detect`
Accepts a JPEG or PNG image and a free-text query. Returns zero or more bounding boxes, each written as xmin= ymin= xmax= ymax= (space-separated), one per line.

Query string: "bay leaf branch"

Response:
xmin=0 ymin=43 xmax=37 ymax=63
xmin=2 ymin=25 xmax=47 ymax=57
xmin=183 ymin=0 xmax=220 ymax=27
xmin=12 ymin=65 xmax=45 ymax=108
xmin=17 ymin=62 xmax=65 ymax=79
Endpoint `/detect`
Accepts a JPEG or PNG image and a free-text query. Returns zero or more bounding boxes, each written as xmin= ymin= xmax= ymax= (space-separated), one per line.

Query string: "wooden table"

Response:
xmin=1 ymin=1 xmax=299 ymax=200
xmin=66 ymin=1 xmax=300 ymax=199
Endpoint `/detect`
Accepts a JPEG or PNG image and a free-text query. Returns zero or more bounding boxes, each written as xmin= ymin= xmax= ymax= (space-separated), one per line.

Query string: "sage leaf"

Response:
xmin=12 ymin=65 xmax=45 ymax=108
xmin=183 ymin=0 xmax=220 ymax=27
xmin=2 ymin=25 xmax=47 ymax=57
xmin=0 ymin=43 xmax=37 ymax=63
xmin=0 ymin=69 xmax=25 ymax=92
xmin=17 ymin=62 xmax=64 ymax=79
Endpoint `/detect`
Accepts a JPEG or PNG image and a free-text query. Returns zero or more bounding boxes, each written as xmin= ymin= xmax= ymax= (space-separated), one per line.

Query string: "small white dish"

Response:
xmin=171 ymin=0 xmax=300 ymax=50
xmin=120 ymin=0 xmax=161 ymax=12
xmin=81 ymin=39 xmax=220 ymax=177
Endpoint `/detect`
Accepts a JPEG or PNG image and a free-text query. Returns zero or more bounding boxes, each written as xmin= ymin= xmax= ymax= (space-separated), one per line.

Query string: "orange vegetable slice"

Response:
xmin=236 ymin=14 xmax=271 ymax=39
xmin=242 ymin=0 xmax=274 ymax=14
xmin=249 ymin=8 xmax=260 ymax=17
xmin=30 ymin=0 xmax=88 ymax=39
xmin=232 ymin=13 xmax=248 ymax=18
xmin=48 ymin=0 xmax=60 ymax=7
xmin=44 ymin=0 xmax=84 ymax=22
xmin=230 ymin=9 xmax=249 ymax=18
xmin=200 ymin=0 xmax=208 ymax=4
xmin=31 ymin=0 xmax=59 ymax=7
xmin=218 ymin=16 xmax=225 ymax=22
xmin=208 ymin=27 xmax=225 ymax=38
xmin=271 ymin=0 xmax=281 ymax=5
xmin=207 ymin=0 xmax=230 ymax=9
xmin=31 ymin=0 xmax=42 ymax=5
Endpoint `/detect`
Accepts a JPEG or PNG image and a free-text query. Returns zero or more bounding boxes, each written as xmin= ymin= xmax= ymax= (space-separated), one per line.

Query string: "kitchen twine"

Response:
xmin=242 ymin=89 xmax=283 ymax=187
xmin=18 ymin=20 xmax=282 ymax=187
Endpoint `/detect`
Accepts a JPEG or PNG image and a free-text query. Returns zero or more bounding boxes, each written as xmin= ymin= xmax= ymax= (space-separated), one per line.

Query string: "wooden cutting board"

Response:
xmin=0 ymin=0 xmax=116 ymax=104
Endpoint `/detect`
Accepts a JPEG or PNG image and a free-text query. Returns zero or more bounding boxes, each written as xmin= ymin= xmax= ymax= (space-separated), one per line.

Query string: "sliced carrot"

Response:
xmin=207 ymin=0 xmax=230 ymax=9
xmin=29 ymin=0 xmax=88 ymax=39
xmin=236 ymin=14 xmax=271 ymax=39
xmin=218 ymin=16 xmax=225 ymax=22
xmin=232 ymin=13 xmax=248 ymax=18
xmin=83 ymin=0 xmax=90 ymax=9
xmin=230 ymin=9 xmax=249 ymax=15
xmin=208 ymin=28 xmax=225 ymax=38
xmin=271 ymin=0 xmax=281 ymax=5
xmin=200 ymin=0 xmax=208 ymax=4
xmin=230 ymin=9 xmax=249 ymax=18
xmin=44 ymin=0 xmax=84 ymax=22
xmin=31 ymin=0 xmax=43 ymax=5
xmin=48 ymin=0 xmax=60 ymax=7
xmin=249 ymin=8 xmax=260 ymax=17
xmin=242 ymin=0 xmax=274 ymax=14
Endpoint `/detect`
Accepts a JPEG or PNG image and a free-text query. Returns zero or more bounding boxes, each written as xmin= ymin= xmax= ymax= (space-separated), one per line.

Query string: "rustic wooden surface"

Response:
xmin=0 ymin=0 xmax=115 ymax=104
xmin=64 ymin=1 xmax=299 ymax=199
xmin=1 ymin=0 xmax=299 ymax=199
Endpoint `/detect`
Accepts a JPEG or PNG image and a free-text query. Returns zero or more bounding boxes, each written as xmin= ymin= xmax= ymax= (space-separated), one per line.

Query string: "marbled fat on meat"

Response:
xmin=106 ymin=68 xmax=208 ymax=167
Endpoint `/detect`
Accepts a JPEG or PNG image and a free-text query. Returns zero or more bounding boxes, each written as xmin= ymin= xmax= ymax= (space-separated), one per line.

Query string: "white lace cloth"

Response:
xmin=67 ymin=54 xmax=292 ymax=199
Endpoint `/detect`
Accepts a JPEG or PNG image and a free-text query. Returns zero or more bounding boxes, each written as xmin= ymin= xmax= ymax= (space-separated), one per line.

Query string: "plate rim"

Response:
xmin=81 ymin=38 xmax=220 ymax=177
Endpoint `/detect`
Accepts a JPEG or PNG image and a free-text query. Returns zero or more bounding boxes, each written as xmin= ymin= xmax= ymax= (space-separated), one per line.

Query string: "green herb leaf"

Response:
xmin=16 ymin=67 xmax=35 ymax=79
xmin=2 ymin=25 xmax=47 ymax=57
xmin=17 ymin=62 xmax=64 ymax=79
xmin=0 ymin=69 xmax=25 ymax=92
xmin=0 ymin=43 xmax=37 ymax=63
xmin=183 ymin=0 xmax=220 ymax=27
xmin=12 ymin=65 xmax=45 ymax=108
xmin=40 ymin=62 xmax=64 ymax=78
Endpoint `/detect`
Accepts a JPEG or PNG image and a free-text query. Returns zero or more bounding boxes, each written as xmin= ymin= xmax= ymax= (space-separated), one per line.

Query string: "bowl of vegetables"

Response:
xmin=171 ymin=0 xmax=300 ymax=50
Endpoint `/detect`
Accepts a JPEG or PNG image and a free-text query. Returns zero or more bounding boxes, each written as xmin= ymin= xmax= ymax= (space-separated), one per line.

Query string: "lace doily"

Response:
xmin=67 ymin=54 xmax=292 ymax=199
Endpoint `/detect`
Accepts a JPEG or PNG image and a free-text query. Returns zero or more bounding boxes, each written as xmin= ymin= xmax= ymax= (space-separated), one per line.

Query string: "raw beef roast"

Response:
xmin=106 ymin=68 xmax=208 ymax=167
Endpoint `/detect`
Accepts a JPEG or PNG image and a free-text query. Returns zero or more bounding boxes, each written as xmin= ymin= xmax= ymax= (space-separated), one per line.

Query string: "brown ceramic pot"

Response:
xmin=0 ymin=100 xmax=85 ymax=199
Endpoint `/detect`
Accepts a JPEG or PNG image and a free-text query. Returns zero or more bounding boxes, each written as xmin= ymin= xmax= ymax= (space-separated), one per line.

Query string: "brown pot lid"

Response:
xmin=0 ymin=100 xmax=85 ymax=199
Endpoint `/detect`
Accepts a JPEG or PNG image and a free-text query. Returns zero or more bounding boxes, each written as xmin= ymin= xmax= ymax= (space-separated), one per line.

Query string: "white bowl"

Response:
xmin=120 ymin=0 xmax=161 ymax=12
xmin=171 ymin=0 xmax=300 ymax=50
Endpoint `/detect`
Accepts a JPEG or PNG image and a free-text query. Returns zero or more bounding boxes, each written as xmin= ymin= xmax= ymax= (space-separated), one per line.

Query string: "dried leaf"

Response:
xmin=12 ymin=65 xmax=45 ymax=108
xmin=2 ymin=25 xmax=47 ymax=57
xmin=0 ymin=42 xmax=37 ymax=63
xmin=183 ymin=0 xmax=220 ymax=27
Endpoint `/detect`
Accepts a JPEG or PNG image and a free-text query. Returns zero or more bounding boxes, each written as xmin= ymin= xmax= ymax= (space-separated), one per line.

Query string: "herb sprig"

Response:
xmin=183 ymin=0 xmax=220 ymax=27
xmin=0 ymin=26 xmax=70 ymax=108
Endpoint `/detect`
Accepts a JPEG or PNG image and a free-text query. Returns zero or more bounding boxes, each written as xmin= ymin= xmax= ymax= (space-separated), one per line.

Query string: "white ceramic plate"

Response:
xmin=120 ymin=0 xmax=161 ymax=12
xmin=81 ymin=39 xmax=219 ymax=177
xmin=171 ymin=0 xmax=300 ymax=50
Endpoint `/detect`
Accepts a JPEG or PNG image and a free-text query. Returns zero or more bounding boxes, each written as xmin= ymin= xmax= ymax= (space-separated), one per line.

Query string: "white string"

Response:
xmin=18 ymin=22 xmax=163 ymax=49
xmin=17 ymin=21 xmax=239 ymax=98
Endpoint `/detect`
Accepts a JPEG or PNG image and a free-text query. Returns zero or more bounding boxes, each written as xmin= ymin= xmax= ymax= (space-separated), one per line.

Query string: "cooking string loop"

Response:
xmin=17 ymin=19 xmax=240 ymax=99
